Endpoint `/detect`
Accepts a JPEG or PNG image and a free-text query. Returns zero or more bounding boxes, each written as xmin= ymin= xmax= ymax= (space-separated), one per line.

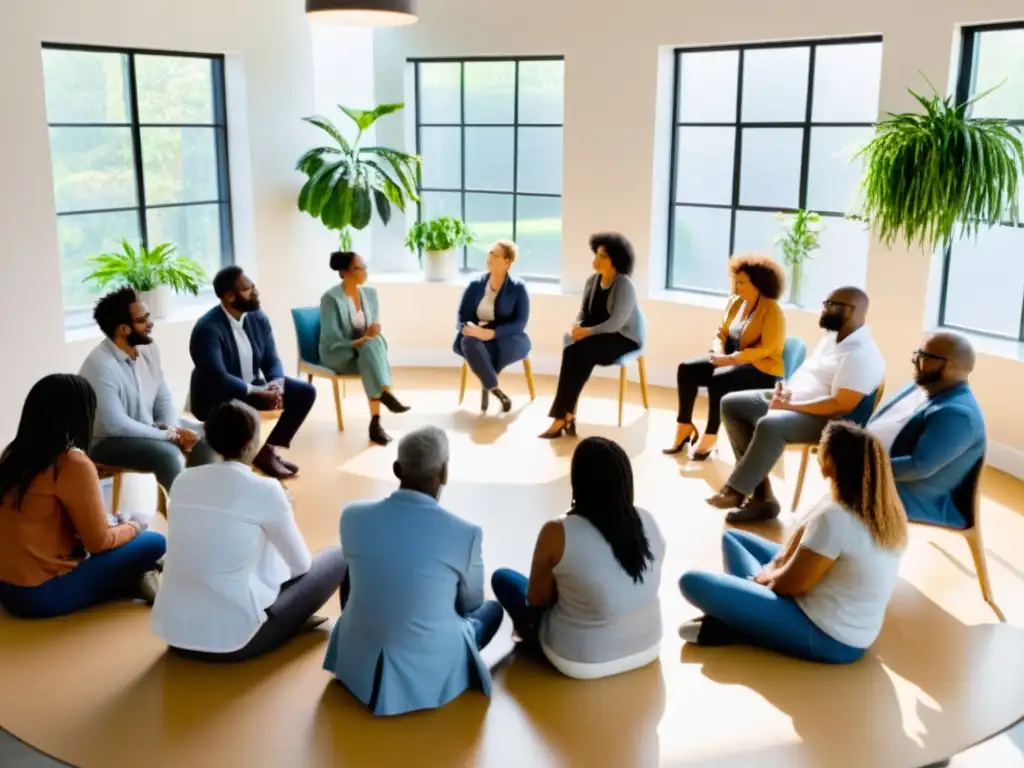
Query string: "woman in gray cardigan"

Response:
xmin=540 ymin=233 xmax=643 ymax=439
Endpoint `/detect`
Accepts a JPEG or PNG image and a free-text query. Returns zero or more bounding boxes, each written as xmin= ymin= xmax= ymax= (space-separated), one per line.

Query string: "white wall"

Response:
xmin=369 ymin=0 xmax=1024 ymax=470
xmin=0 ymin=0 xmax=344 ymax=437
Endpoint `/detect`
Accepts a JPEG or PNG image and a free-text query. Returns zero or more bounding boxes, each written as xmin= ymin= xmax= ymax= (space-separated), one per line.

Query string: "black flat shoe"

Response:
xmin=491 ymin=387 xmax=512 ymax=413
xmin=662 ymin=431 xmax=696 ymax=455
xmin=379 ymin=391 xmax=410 ymax=414
xmin=369 ymin=416 xmax=392 ymax=446
xmin=480 ymin=389 xmax=490 ymax=413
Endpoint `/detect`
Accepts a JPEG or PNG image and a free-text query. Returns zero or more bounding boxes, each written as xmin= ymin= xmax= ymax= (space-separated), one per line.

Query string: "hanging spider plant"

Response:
xmin=855 ymin=80 xmax=1024 ymax=251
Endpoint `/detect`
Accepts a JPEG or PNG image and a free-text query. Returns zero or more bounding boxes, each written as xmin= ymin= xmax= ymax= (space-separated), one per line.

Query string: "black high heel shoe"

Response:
xmin=481 ymin=389 xmax=490 ymax=413
xmin=491 ymin=387 xmax=512 ymax=413
xmin=662 ymin=431 xmax=696 ymax=455
xmin=690 ymin=444 xmax=718 ymax=462
xmin=539 ymin=418 xmax=577 ymax=439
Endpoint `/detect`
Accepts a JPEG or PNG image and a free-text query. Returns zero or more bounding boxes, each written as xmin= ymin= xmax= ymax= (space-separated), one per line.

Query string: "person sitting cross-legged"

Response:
xmin=707 ymin=286 xmax=885 ymax=523
xmin=322 ymin=426 xmax=503 ymax=716
xmin=0 ymin=375 xmax=165 ymax=619
xmin=491 ymin=436 xmax=665 ymax=679
xmin=189 ymin=266 xmax=317 ymax=479
xmin=679 ymin=422 xmax=908 ymax=664
xmin=454 ymin=239 xmax=531 ymax=414
xmin=151 ymin=400 xmax=347 ymax=662
xmin=868 ymin=332 xmax=985 ymax=528
xmin=80 ymin=287 xmax=217 ymax=495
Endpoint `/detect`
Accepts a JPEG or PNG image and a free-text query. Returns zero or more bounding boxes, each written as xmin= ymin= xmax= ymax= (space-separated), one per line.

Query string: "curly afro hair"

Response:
xmin=728 ymin=253 xmax=786 ymax=300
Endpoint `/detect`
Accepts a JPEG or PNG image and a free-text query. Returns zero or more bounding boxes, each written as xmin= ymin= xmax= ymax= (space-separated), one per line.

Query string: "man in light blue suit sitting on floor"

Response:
xmin=322 ymin=426 xmax=503 ymax=716
xmin=867 ymin=332 xmax=985 ymax=528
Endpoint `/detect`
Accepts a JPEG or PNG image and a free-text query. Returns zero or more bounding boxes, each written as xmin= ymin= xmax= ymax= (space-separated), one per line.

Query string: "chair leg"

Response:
xmin=111 ymin=472 xmax=123 ymax=517
xmin=156 ymin=484 xmax=169 ymax=519
xmin=964 ymin=526 xmax=1005 ymax=622
xmin=791 ymin=446 xmax=811 ymax=512
xmin=458 ymin=362 xmax=468 ymax=406
xmin=307 ymin=374 xmax=313 ymax=385
xmin=637 ymin=356 xmax=650 ymax=410
xmin=331 ymin=378 xmax=344 ymax=431
xmin=617 ymin=366 xmax=627 ymax=427
xmin=523 ymin=358 xmax=536 ymax=401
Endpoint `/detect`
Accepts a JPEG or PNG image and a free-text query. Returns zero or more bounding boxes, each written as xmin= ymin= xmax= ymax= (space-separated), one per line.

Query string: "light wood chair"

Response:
xmin=914 ymin=457 xmax=1004 ymax=621
xmin=298 ymin=358 xmax=358 ymax=431
xmin=95 ymin=465 xmax=169 ymax=519
xmin=614 ymin=354 xmax=650 ymax=428
xmin=457 ymin=358 xmax=537 ymax=406
xmin=790 ymin=379 xmax=886 ymax=512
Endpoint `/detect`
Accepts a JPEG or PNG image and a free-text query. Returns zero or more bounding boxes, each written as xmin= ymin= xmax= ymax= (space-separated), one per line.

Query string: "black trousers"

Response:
xmin=676 ymin=357 xmax=778 ymax=435
xmin=247 ymin=377 xmax=317 ymax=450
xmin=173 ymin=547 xmax=348 ymax=663
xmin=549 ymin=333 xmax=640 ymax=418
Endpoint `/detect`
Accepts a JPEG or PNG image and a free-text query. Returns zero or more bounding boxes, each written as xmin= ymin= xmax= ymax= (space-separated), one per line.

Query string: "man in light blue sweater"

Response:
xmin=79 ymin=287 xmax=216 ymax=494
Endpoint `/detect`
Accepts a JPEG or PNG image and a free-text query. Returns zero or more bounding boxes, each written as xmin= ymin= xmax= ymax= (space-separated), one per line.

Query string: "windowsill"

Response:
xmin=649 ymin=287 xmax=819 ymax=316
xmin=372 ymin=270 xmax=566 ymax=295
xmin=64 ymin=300 xmax=214 ymax=344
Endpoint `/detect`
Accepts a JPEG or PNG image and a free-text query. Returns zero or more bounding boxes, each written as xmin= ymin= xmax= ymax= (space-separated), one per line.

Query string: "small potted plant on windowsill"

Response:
xmin=405 ymin=217 xmax=475 ymax=282
xmin=84 ymin=239 xmax=207 ymax=319
xmin=774 ymin=210 xmax=823 ymax=308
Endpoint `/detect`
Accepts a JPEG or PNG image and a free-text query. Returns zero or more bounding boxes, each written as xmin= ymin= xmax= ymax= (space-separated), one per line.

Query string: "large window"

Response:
xmin=412 ymin=57 xmax=564 ymax=279
xmin=939 ymin=23 xmax=1024 ymax=340
xmin=42 ymin=44 xmax=233 ymax=323
xmin=667 ymin=38 xmax=882 ymax=304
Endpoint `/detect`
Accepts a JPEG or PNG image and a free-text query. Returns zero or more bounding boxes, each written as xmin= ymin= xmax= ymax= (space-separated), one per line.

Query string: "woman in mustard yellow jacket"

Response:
xmin=664 ymin=254 xmax=787 ymax=460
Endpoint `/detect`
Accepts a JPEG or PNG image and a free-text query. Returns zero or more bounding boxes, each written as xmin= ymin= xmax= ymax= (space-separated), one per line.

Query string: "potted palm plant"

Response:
xmin=84 ymin=240 xmax=206 ymax=319
xmin=855 ymin=81 xmax=1024 ymax=250
xmin=296 ymin=103 xmax=422 ymax=248
xmin=774 ymin=210 xmax=823 ymax=307
xmin=405 ymin=217 xmax=475 ymax=282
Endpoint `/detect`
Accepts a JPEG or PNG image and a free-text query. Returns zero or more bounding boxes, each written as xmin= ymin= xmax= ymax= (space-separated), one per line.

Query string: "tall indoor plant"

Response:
xmin=405 ymin=217 xmax=475 ymax=282
xmin=296 ymin=103 xmax=422 ymax=248
xmin=855 ymin=81 xmax=1024 ymax=250
xmin=774 ymin=210 xmax=823 ymax=307
xmin=84 ymin=240 xmax=206 ymax=319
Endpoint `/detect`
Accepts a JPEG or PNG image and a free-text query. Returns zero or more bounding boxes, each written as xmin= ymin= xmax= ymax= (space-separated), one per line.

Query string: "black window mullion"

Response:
xmin=126 ymin=52 xmax=148 ymax=248
xmin=211 ymin=57 xmax=234 ymax=267
xmin=728 ymin=49 xmax=745 ymax=258
xmin=665 ymin=52 xmax=682 ymax=289
xmin=512 ymin=60 xmax=520 ymax=245
xmin=460 ymin=61 xmax=467 ymax=270
xmin=797 ymin=45 xmax=817 ymax=209
xmin=413 ymin=62 xmax=423 ymax=236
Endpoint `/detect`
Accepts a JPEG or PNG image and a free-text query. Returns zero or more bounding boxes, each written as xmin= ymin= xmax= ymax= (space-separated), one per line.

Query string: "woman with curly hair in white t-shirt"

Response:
xmin=678 ymin=420 xmax=908 ymax=664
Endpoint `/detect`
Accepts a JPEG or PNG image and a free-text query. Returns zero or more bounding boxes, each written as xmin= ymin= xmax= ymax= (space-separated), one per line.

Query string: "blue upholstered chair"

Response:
xmin=790 ymin=379 xmax=886 ymax=511
xmin=782 ymin=336 xmax=808 ymax=380
xmin=291 ymin=307 xmax=358 ymax=431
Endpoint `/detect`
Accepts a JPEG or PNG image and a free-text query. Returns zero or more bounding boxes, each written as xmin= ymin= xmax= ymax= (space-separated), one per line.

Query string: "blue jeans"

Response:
xmin=678 ymin=529 xmax=864 ymax=664
xmin=465 ymin=599 xmax=504 ymax=650
xmin=0 ymin=531 xmax=167 ymax=619
xmin=491 ymin=568 xmax=544 ymax=643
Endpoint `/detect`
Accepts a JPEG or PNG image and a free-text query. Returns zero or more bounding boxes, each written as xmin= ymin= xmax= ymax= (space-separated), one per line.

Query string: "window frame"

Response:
xmin=665 ymin=35 xmax=883 ymax=295
xmin=937 ymin=21 xmax=1024 ymax=341
xmin=410 ymin=55 xmax=564 ymax=282
xmin=42 ymin=42 xmax=234 ymax=322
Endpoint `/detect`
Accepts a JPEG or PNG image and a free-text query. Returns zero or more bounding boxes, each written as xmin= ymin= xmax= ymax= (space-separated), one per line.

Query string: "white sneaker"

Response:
xmin=678 ymin=618 xmax=704 ymax=643
xmin=137 ymin=570 xmax=162 ymax=605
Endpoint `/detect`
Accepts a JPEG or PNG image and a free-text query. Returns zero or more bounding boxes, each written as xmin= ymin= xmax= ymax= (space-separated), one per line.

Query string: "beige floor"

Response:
xmin=0 ymin=369 xmax=1022 ymax=768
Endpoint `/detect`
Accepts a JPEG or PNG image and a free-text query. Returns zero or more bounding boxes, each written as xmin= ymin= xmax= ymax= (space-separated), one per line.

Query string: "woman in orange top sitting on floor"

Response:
xmin=664 ymin=254 xmax=787 ymax=460
xmin=0 ymin=374 xmax=166 ymax=619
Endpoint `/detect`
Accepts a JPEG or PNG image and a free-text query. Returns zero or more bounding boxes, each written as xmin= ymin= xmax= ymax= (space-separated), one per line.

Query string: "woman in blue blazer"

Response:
xmin=453 ymin=240 xmax=531 ymax=413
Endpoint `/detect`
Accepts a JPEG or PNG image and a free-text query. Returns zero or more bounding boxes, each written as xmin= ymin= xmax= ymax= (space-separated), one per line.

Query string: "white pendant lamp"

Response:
xmin=306 ymin=0 xmax=418 ymax=26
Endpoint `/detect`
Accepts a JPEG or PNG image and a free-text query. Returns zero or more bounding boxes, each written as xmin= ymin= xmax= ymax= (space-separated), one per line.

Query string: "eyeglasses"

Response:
xmin=912 ymin=349 xmax=947 ymax=364
xmin=822 ymin=299 xmax=854 ymax=309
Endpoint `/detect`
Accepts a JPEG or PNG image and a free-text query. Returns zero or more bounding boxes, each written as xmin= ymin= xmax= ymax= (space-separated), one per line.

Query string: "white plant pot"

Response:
xmin=423 ymin=248 xmax=456 ymax=282
xmin=141 ymin=285 xmax=171 ymax=319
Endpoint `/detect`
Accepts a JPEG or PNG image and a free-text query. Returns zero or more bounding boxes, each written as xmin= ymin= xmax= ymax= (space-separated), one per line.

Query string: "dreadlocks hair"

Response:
xmin=0 ymin=374 xmax=97 ymax=511
xmin=568 ymin=436 xmax=653 ymax=582
xmin=818 ymin=421 xmax=908 ymax=550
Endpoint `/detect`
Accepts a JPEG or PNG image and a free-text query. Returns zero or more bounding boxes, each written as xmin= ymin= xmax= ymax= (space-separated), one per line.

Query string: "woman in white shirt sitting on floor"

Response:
xmin=150 ymin=400 xmax=348 ymax=662
xmin=678 ymin=421 xmax=907 ymax=664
